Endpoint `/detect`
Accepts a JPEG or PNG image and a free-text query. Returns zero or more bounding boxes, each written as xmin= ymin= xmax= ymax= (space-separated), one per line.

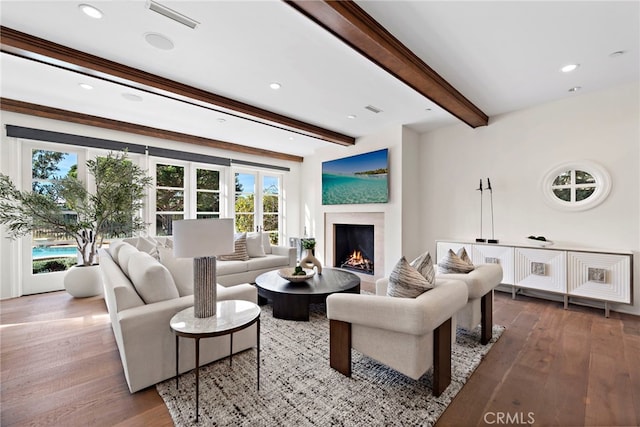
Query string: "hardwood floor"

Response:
xmin=1 ymin=290 xmax=638 ymax=426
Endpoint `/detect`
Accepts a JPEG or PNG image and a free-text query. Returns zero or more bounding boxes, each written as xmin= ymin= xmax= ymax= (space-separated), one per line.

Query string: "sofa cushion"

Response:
xmin=216 ymin=260 xmax=250 ymax=275
xmin=128 ymin=251 xmax=179 ymax=304
xmin=117 ymin=242 xmax=138 ymax=276
xmin=247 ymin=254 xmax=290 ymax=270
xmin=410 ymin=251 xmax=435 ymax=283
xmin=246 ymin=232 xmax=266 ymax=258
xmin=109 ymin=240 xmax=127 ymax=261
xmin=438 ymin=249 xmax=475 ymax=274
xmin=157 ymin=246 xmax=194 ymax=297
xmin=387 ymin=256 xmax=434 ymax=298
xmin=219 ymin=233 xmax=250 ymax=261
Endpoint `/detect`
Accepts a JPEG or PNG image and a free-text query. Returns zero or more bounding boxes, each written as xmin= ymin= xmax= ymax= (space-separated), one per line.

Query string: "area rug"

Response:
xmin=157 ymin=304 xmax=504 ymax=426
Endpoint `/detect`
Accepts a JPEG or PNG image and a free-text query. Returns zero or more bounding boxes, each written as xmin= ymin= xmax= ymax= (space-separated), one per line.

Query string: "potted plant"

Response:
xmin=0 ymin=151 xmax=152 ymax=296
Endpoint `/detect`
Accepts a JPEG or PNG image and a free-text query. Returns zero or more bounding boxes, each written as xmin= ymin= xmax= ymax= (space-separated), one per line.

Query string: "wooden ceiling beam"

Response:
xmin=1 ymin=98 xmax=304 ymax=163
xmin=0 ymin=26 xmax=355 ymax=147
xmin=285 ymin=1 xmax=489 ymax=128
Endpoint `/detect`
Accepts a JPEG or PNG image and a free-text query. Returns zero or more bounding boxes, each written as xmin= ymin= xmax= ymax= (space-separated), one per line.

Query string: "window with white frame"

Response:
xmin=155 ymin=163 xmax=185 ymax=236
xmin=541 ymin=161 xmax=611 ymax=211
xmin=234 ymin=170 xmax=282 ymax=244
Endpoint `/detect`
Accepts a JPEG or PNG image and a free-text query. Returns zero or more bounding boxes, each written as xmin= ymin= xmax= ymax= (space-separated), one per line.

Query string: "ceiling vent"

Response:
xmin=146 ymin=0 xmax=200 ymax=29
xmin=365 ymin=105 xmax=383 ymax=114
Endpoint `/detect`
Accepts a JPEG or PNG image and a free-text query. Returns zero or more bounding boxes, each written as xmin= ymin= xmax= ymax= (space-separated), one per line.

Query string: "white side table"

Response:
xmin=170 ymin=300 xmax=261 ymax=422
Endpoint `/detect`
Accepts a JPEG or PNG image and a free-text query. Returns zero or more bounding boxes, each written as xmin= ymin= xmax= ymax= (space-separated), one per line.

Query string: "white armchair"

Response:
xmin=437 ymin=264 xmax=503 ymax=344
xmin=326 ymin=278 xmax=468 ymax=396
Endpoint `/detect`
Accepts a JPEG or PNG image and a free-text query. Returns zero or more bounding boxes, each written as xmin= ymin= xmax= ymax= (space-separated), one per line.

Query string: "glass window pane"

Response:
xmin=235 ymin=173 xmax=255 ymax=194
xmin=196 ymin=192 xmax=219 ymax=212
xmin=32 ymin=150 xmax=77 ymax=180
xmin=156 ymin=214 xmax=183 ymax=236
xmin=576 ymin=187 xmax=595 ymax=201
xmin=197 ymin=169 xmax=219 ymax=190
xmin=235 ymin=213 xmax=254 ymax=233
xmin=575 ymin=170 xmax=595 ymax=184
xmin=553 ymin=188 xmax=571 ymax=201
xmin=235 ymin=194 xmax=254 ymax=213
xmin=263 ymin=213 xmax=278 ymax=231
xmin=156 ymin=189 xmax=184 ymax=211
xmin=196 ymin=214 xmax=220 ymax=219
xmin=263 ymin=194 xmax=279 ymax=213
xmin=156 ymin=164 xmax=184 ymax=187
xmin=552 ymin=171 xmax=571 ymax=186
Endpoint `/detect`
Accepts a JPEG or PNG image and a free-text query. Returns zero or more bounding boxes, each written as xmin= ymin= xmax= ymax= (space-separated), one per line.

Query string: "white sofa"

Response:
xmin=149 ymin=233 xmax=297 ymax=287
xmin=326 ymin=277 xmax=468 ymax=396
xmin=100 ymin=240 xmax=259 ymax=393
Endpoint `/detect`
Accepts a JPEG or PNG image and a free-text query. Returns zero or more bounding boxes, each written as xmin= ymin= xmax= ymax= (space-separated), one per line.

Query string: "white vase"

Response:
xmin=64 ymin=264 xmax=102 ymax=298
xmin=300 ymin=249 xmax=322 ymax=274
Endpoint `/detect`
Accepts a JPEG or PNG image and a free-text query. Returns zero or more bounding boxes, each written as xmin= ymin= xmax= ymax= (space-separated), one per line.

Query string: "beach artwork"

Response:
xmin=322 ymin=149 xmax=389 ymax=205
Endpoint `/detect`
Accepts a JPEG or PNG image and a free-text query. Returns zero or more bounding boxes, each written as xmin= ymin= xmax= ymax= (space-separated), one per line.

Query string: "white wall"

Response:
xmin=418 ymin=81 xmax=640 ymax=315
xmin=0 ymin=111 xmax=301 ymax=299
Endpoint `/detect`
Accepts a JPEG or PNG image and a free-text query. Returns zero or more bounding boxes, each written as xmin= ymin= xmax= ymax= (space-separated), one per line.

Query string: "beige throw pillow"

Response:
xmin=219 ymin=233 xmax=250 ymax=261
xmin=438 ymin=248 xmax=475 ymax=274
xmin=127 ymin=252 xmax=179 ymax=304
xmin=157 ymin=246 xmax=194 ymax=297
xmin=387 ymin=256 xmax=434 ymax=298
xmin=410 ymin=251 xmax=435 ymax=283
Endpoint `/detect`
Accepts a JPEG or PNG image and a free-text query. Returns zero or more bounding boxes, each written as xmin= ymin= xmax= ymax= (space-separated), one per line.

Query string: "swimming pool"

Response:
xmin=32 ymin=246 xmax=78 ymax=259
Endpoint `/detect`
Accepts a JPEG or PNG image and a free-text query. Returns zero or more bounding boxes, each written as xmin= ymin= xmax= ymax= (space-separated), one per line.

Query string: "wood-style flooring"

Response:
xmin=1 ymin=290 xmax=638 ymax=426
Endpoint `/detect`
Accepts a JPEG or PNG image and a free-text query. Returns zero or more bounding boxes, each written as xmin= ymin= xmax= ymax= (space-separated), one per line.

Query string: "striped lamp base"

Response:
xmin=194 ymin=256 xmax=217 ymax=318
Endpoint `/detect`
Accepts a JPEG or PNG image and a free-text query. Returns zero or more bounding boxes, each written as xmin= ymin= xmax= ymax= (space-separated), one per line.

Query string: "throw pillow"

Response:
xmin=246 ymin=232 xmax=266 ymax=258
xmin=219 ymin=232 xmax=250 ymax=261
xmin=108 ymin=239 xmax=126 ymax=260
xmin=262 ymin=232 xmax=272 ymax=254
xmin=387 ymin=256 xmax=434 ymax=298
xmin=457 ymin=247 xmax=473 ymax=265
xmin=127 ymin=251 xmax=179 ymax=304
xmin=438 ymin=248 xmax=475 ymax=274
xmin=410 ymin=251 xmax=435 ymax=284
xmin=157 ymin=246 xmax=194 ymax=297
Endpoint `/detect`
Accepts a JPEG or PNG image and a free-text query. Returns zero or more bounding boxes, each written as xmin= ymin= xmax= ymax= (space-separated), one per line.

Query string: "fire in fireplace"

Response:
xmin=334 ymin=224 xmax=374 ymax=275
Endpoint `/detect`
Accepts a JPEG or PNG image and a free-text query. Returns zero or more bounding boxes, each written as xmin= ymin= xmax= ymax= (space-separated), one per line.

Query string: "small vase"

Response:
xmin=300 ymin=249 xmax=322 ymax=274
xmin=64 ymin=264 xmax=102 ymax=298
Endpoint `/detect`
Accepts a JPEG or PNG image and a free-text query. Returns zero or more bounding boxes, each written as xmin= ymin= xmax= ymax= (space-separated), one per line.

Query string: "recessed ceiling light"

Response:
xmin=288 ymin=136 xmax=294 ymax=141
xmin=122 ymin=93 xmax=143 ymax=102
xmin=144 ymin=32 xmax=174 ymax=50
xmin=347 ymin=115 xmax=357 ymax=119
xmin=561 ymin=64 xmax=579 ymax=73
xmin=270 ymin=82 xmax=281 ymax=90
xmin=78 ymin=4 xmax=103 ymax=19
xmin=568 ymin=86 xmax=581 ymax=93
xmin=609 ymin=50 xmax=626 ymax=58
xmin=79 ymin=83 xmax=93 ymax=90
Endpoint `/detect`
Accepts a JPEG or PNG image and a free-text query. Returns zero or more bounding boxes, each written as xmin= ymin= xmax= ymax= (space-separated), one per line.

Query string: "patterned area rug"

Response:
xmin=157 ymin=304 xmax=504 ymax=426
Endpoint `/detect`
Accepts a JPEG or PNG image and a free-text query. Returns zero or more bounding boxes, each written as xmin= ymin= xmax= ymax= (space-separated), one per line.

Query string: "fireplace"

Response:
xmin=334 ymin=224 xmax=374 ymax=275
xmin=325 ymin=212 xmax=385 ymax=282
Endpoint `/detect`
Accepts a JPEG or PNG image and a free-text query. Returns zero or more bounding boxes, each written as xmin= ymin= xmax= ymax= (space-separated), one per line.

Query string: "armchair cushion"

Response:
xmin=387 ymin=256 xmax=434 ymax=298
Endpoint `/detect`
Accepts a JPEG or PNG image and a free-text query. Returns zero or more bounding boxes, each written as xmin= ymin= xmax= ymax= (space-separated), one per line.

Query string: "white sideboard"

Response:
xmin=436 ymin=240 xmax=633 ymax=317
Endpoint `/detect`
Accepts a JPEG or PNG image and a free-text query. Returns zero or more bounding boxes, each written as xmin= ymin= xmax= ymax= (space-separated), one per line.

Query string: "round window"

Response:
xmin=541 ymin=161 xmax=611 ymax=211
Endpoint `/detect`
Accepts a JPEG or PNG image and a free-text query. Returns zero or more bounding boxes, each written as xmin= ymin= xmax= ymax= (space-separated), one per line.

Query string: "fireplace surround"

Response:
xmin=325 ymin=212 xmax=385 ymax=282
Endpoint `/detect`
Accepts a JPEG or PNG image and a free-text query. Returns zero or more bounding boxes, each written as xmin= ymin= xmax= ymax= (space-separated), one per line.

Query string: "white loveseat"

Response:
xmin=152 ymin=232 xmax=297 ymax=287
xmin=100 ymin=240 xmax=259 ymax=393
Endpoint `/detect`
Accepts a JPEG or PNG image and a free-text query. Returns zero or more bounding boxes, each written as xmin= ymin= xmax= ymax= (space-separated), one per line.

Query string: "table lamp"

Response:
xmin=173 ymin=218 xmax=234 ymax=318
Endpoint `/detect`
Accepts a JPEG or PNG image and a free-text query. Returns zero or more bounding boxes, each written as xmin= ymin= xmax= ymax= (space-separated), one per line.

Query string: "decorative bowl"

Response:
xmin=526 ymin=237 xmax=554 ymax=247
xmin=277 ymin=268 xmax=315 ymax=283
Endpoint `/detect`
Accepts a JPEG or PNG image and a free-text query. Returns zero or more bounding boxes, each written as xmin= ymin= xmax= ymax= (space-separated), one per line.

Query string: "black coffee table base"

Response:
xmin=255 ymin=268 xmax=361 ymax=321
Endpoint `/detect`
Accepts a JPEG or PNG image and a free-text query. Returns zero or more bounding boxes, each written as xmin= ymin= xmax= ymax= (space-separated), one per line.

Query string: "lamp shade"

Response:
xmin=172 ymin=218 xmax=234 ymax=258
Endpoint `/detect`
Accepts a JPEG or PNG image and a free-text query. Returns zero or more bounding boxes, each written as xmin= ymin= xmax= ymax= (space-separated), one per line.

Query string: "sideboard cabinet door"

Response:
xmin=567 ymin=251 xmax=632 ymax=304
xmin=514 ymin=248 xmax=567 ymax=294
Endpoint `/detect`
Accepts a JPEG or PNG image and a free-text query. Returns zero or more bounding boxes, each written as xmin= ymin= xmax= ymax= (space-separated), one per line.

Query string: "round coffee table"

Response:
xmin=255 ymin=267 xmax=360 ymax=321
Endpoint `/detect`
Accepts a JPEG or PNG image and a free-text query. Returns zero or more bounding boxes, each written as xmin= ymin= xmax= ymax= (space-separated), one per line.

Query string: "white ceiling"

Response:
xmin=1 ymin=1 xmax=638 ymax=158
